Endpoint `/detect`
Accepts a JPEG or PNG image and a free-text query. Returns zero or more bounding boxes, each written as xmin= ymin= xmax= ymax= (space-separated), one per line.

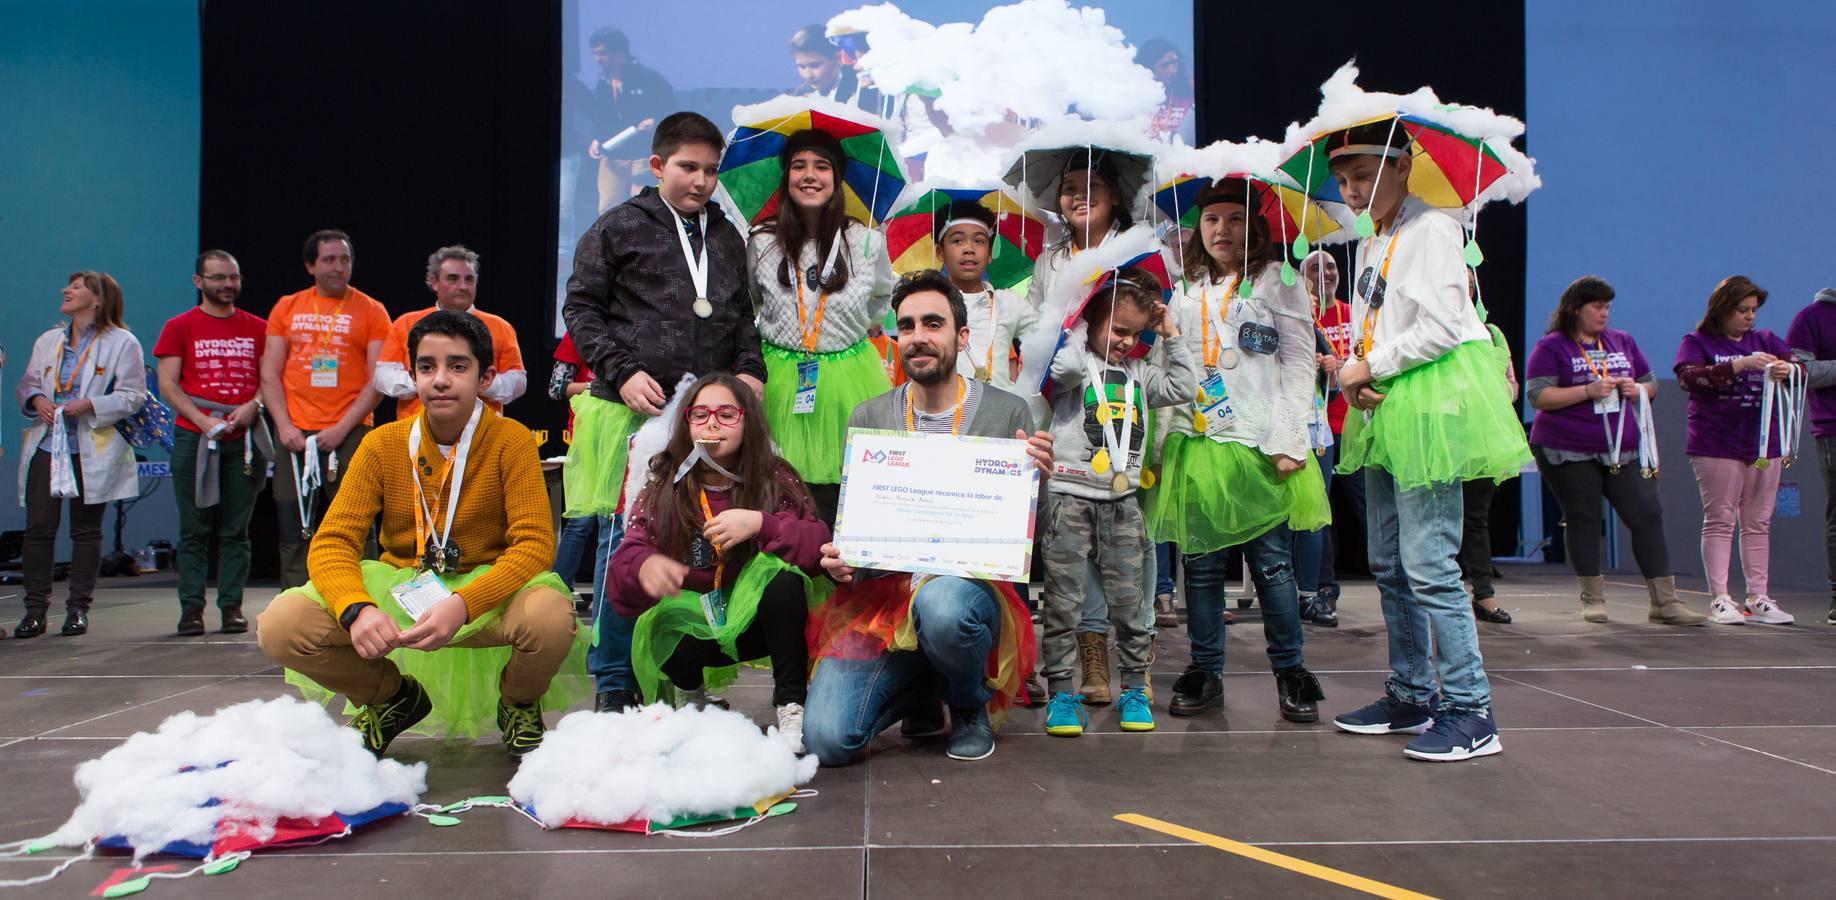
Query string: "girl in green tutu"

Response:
xmin=608 ymin=373 xmax=832 ymax=754
xmin=1148 ymin=178 xmax=1330 ymax=724
xmin=747 ymin=128 xmax=896 ymax=523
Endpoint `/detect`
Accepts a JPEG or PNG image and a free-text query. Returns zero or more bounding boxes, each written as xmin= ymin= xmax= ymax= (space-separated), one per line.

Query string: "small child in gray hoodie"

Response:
xmin=1039 ymin=266 xmax=1198 ymax=736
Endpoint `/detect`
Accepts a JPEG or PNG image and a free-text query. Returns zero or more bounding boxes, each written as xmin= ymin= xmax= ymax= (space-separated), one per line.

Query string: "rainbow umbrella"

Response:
xmin=885 ymin=184 xmax=1045 ymax=290
xmin=1152 ymin=174 xmax=1342 ymax=253
xmin=1279 ymin=112 xmax=1511 ymax=249
xmin=719 ymin=97 xmax=908 ymax=227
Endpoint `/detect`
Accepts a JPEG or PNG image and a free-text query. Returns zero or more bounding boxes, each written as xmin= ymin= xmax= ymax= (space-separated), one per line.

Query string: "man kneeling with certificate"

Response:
xmin=259 ymin=311 xmax=586 ymax=759
xmin=804 ymin=270 xmax=1053 ymax=764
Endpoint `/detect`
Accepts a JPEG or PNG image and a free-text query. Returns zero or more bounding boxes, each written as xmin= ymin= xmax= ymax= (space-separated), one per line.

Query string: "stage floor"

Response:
xmin=3 ymin=564 xmax=1833 ymax=898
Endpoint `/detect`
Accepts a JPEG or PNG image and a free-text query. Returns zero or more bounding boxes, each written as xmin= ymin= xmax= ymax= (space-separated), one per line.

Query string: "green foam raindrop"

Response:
xmin=202 ymin=857 xmax=242 ymax=876
xmin=102 ymin=877 xmax=151 ymax=898
xmin=1354 ymin=210 xmax=1376 ymax=239
xmin=1292 ymin=233 xmax=1310 ymax=259
xmin=1280 ymin=261 xmax=1297 ymax=286
xmin=427 ymin=815 xmax=462 ymax=827
xmin=1462 ymin=238 xmax=1485 ymax=268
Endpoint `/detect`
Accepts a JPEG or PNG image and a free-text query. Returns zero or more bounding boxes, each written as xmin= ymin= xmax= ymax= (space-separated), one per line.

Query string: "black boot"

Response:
xmin=1168 ymin=666 xmax=1224 ymax=717
xmin=14 ymin=611 xmax=47 ymax=639
xmin=177 ymin=607 xmax=207 ymax=637
xmin=60 ymin=608 xmax=88 ymax=636
xmin=1276 ymin=667 xmax=1324 ymax=723
xmin=594 ymin=690 xmax=639 ymax=714
xmin=219 ymin=606 xmax=249 ymax=634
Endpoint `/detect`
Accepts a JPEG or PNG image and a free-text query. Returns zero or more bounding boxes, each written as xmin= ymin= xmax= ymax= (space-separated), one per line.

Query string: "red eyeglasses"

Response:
xmin=686 ymin=405 xmax=744 ymax=426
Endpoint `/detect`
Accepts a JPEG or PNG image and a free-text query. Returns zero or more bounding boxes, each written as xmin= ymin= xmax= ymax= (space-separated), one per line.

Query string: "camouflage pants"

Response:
xmin=1040 ymin=492 xmax=1153 ymax=689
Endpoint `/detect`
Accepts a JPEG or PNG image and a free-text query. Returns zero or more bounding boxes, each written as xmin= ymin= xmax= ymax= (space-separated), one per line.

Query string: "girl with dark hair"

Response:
xmin=1527 ymin=275 xmax=1706 ymax=625
xmin=748 ymin=127 xmax=896 ymax=523
xmin=14 ymin=272 xmax=147 ymax=638
xmin=1149 ymin=180 xmax=1330 ymax=722
xmin=610 ymin=373 xmax=832 ymax=752
xmin=1673 ymin=276 xmax=1801 ymax=625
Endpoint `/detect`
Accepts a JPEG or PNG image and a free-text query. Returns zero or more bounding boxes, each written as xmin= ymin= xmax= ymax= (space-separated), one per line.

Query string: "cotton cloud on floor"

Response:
xmin=508 ymin=705 xmax=819 ymax=828
xmin=47 ymin=697 xmax=426 ymax=858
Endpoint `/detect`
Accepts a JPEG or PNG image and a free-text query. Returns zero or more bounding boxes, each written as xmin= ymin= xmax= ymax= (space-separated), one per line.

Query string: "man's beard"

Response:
xmin=902 ymin=343 xmax=957 ymax=386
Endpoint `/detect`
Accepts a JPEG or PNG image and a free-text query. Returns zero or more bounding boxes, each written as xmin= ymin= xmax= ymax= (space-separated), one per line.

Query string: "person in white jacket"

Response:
xmin=1143 ymin=179 xmax=1332 ymax=724
xmin=14 ymin=272 xmax=148 ymax=638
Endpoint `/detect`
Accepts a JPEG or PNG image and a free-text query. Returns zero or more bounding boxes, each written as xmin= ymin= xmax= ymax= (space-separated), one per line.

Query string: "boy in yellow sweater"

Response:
xmin=258 ymin=310 xmax=585 ymax=758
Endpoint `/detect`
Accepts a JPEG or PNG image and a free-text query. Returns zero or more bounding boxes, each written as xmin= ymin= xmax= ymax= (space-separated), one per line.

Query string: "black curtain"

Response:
xmin=199 ymin=0 xmax=563 ymax=576
xmin=1193 ymin=0 xmax=1530 ymax=572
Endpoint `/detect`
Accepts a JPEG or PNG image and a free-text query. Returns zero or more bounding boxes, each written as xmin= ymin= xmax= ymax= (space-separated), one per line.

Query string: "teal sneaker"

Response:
xmin=1117 ymin=686 xmax=1156 ymax=732
xmin=1045 ymin=691 xmax=1088 ymax=736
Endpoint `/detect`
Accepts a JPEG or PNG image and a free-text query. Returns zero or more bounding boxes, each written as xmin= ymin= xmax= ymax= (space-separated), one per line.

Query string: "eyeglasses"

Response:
xmin=686 ymin=405 xmax=743 ymax=426
xmin=200 ymin=274 xmax=241 ymax=283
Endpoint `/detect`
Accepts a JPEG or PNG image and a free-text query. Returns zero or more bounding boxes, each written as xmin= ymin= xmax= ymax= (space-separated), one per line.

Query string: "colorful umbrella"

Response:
xmin=1032 ymin=248 xmax=1169 ymax=395
xmin=884 ymin=184 xmax=1045 ymax=290
xmin=1280 ymin=112 xmax=1512 ymax=247
xmin=1152 ymin=173 xmax=1343 ymax=260
xmin=96 ymin=798 xmax=409 ymax=859
xmin=1001 ymin=144 xmax=1156 ymax=218
xmin=719 ymin=97 xmax=908 ymax=227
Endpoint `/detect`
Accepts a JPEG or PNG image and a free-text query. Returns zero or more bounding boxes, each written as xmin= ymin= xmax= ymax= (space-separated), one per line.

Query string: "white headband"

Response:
xmin=1327 ymin=143 xmax=1407 ymax=161
xmin=939 ymin=217 xmax=994 ymax=237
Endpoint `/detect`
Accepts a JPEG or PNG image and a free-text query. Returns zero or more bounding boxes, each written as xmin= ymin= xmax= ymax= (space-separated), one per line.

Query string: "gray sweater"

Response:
xmin=847 ymin=380 xmax=1034 ymax=440
xmin=1046 ymin=326 xmax=1199 ymax=501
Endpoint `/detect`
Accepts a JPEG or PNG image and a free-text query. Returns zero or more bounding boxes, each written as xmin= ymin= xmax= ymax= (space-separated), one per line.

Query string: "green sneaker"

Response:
xmin=349 ymin=677 xmax=432 ymax=757
xmin=497 ymin=699 xmax=547 ymax=757
xmin=1117 ymin=687 xmax=1156 ymax=732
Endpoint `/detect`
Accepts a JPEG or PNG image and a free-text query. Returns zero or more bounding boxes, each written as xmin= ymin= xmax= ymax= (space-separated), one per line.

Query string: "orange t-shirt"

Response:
xmin=266 ymin=286 xmax=393 ymax=430
xmin=379 ymin=306 xmax=525 ymax=418
xmin=869 ymin=333 xmax=907 ymax=388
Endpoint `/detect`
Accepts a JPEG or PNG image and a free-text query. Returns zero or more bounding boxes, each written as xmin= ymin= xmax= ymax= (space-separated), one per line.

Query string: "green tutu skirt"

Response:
xmin=1144 ymin=435 xmax=1332 ymax=554
xmin=563 ymin=394 xmax=643 ymax=517
xmin=762 ymin=341 xmax=892 ymax=485
xmin=1336 ymin=339 xmax=1531 ymax=490
xmin=284 ymin=562 xmax=592 ymax=738
xmin=630 ymin=551 xmax=831 ymax=703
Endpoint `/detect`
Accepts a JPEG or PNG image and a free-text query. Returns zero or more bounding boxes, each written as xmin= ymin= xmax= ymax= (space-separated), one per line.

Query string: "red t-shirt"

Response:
xmin=556 ymin=334 xmax=594 ymax=436
xmin=1316 ymin=300 xmax=1352 ymax=435
xmin=153 ymin=306 xmax=269 ymax=434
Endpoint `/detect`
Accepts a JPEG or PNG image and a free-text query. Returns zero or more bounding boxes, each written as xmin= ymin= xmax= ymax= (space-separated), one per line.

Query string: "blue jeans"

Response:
xmin=1183 ymin=524 xmax=1304 ymax=676
xmin=1292 ymin=447 xmax=1335 ymax=596
xmin=802 ymin=577 xmax=999 ymax=767
xmin=586 ymin=514 xmax=637 ymax=695
xmin=1366 ymin=468 xmax=1491 ymax=711
xmin=1154 ymin=543 xmax=1176 ymax=597
xmin=554 ymin=514 xmax=596 ymax=590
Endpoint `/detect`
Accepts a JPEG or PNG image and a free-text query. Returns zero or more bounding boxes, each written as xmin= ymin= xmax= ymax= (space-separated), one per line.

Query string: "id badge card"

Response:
xmin=1593 ymin=390 xmax=1622 ymax=414
xmin=1197 ymin=369 xmax=1234 ymax=431
xmin=793 ymin=359 xmax=819 ymax=415
xmin=698 ymin=590 xmax=728 ymax=629
xmin=310 ymin=352 xmax=340 ymax=388
xmin=390 ymin=570 xmax=449 ymax=622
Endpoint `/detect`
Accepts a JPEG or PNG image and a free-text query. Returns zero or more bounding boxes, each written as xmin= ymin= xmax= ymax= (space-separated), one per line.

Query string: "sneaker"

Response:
xmin=678 ymin=688 xmax=731 ymax=710
xmin=1167 ymin=666 xmax=1223 ymax=717
xmin=946 ymin=705 xmax=995 ymax=761
xmin=1117 ymin=686 xmax=1156 ymax=732
xmin=1744 ymin=595 xmax=1794 ymax=625
xmin=1301 ymin=595 xmax=1340 ymax=628
xmin=350 ymin=677 xmax=433 ymax=757
xmin=1707 ymin=595 xmax=1746 ymax=625
xmin=1045 ymin=692 xmax=1088 ymax=736
xmin=497 ymin=699 xmax=546 ymax=757
xmin=1402 ymin=708 xmax=1503 ymax=762
xmin=1332 ymin=694 xmax=1434 ymax=735
xmin=594 ymin=690 xmax=639 ymax=714
xmin=775 ymin=703 xmax=805 ymax=754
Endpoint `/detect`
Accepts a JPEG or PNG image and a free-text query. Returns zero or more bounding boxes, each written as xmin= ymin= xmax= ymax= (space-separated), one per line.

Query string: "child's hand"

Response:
xmin=349 ymin=605 xmax=401 ymax=660
xmin=639 ymin=554 xmax=689 ymax=599
xmin=1271 ymin=454 xmax=1305 ymax=480
xmin=819 ymin=543 xmax=854 ymax=584
xmin=1150 ymin=301 xmax=1179 ymax=339
xmin=1337 ymin=358 xmax=1373 ymax=396
xmin=703 ymin=509 xmax=764 ymax=550
xmin=398 ymin=594 xmax=468 ymax=652
xmin=1018 ymin=429 xmax=1055 ymax=479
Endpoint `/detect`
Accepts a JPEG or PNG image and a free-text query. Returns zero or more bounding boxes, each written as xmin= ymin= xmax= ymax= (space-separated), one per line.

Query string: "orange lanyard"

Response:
xmin=55 ymin=329 xmax=98 ymax=396
xmin=1199 ymin=276 xmax=1242 ymax=369
xmin=412 ymin=446 xmax=458 ymax=565
xmin=904 ymin=375 xmax=966 ymax=434
xmin=983 ymin=290 xmax=999 ymax=376
xmin=1579 ymin=338 xmax=1611 ymax=380
xmin=793 ymin=270 xmax=831 ymax=354
xmin=697 ymin=488 xmax=724 ymax=592
xmin=1358 ymin=226 xmax=1404 ymax=359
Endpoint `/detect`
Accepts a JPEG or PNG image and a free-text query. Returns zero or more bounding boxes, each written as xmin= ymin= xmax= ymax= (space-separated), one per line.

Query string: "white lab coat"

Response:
xmin=16 ymin=325 xmax=148 ymax=506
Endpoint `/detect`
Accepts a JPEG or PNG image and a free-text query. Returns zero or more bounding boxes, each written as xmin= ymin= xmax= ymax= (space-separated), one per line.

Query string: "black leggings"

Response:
xmin=1459 ymin=479 xmax=1499 ymax=599
xmin=1532 ymin=444 xmax=1671 ymax=579
xmin=660 ymin=570 xmax=809 ymax=707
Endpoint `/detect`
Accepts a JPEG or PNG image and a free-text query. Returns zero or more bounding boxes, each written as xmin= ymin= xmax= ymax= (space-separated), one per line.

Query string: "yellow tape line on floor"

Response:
xmin=1114 ymin=814 xmax=1439 ymax=900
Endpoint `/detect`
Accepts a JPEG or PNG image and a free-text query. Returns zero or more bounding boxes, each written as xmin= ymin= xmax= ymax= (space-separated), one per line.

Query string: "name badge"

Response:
xmin=390 ymin=570 xmax=450 ymax=622
xmin=1195 ymin=369 xmax=1235 ymax=432
xmin=698 ymin=590 xmax=728 ymax=629
xmin=310 ymin=352 xmax=340 ymax=388
xmin=1239 ymin=322 xmax=1281 ymax=355
xmin=793 ymin=359 xmax=819 ymax=415
xmin=1594 ymin=392 xmax=1622 ymax=414
xmin=687 ymin=533 xmax=718 ymax=569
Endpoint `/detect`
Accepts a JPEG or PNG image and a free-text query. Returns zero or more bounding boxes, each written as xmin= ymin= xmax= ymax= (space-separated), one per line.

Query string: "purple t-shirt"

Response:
xmin=1785 ymin=299 xmax=1836 ymax=438
xmin=1673 ymin=328 xmax=1791 ymax=460
xmin=1527 ymin=329 xmax=1649 ymax=454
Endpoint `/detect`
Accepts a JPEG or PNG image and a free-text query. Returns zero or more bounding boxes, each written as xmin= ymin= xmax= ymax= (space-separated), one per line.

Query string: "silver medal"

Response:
xmin=693 ymin=297 xmax=713 ymax=318
xmin=1220 ymin=348 xmax=1240 ymax=369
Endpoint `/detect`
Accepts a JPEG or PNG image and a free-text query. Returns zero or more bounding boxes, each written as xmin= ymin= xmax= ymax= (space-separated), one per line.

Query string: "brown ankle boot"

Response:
xmin=1579 ymin=575 xmax=1609 ymax=623
xmin=1077 ymin=631 xmax=1112 ymax=705
xmin=1646 ymin=576 xmax=1709 ymax=626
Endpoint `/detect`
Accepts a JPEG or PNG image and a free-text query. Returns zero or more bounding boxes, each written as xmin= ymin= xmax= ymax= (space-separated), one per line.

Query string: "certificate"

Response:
xmin=833 ymin=429 xmax=1039 ymax=581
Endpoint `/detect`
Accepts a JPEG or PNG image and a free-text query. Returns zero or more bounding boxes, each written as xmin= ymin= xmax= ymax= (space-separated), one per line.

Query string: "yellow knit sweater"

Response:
xmin=308 ymin=406 xmax=554 ymax=621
